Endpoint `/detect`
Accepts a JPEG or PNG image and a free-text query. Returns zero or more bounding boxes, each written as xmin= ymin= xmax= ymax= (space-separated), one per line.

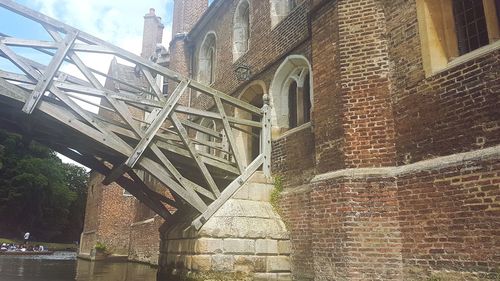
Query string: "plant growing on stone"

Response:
xmin=94 ymin=241 xmax=107 ymax=252
xmin=270 ymin=175 xmax=283 ymax=214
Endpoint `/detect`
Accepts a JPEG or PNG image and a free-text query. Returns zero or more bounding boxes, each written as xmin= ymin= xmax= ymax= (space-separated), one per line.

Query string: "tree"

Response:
xmin=0 ymin=130 xmax=89 ymax=242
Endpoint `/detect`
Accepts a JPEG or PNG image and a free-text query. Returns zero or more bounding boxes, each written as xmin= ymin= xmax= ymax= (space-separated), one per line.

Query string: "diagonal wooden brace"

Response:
xmin=214 ymin=96 xmax=246 ymax=173
xmin=102 ymin=79 xmax=190 ymax=185
xmin=22 ymin=31 xmax=77 ymax=114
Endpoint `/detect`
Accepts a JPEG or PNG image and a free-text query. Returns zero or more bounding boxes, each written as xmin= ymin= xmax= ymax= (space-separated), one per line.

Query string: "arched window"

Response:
xmin=235 ymin=81 xmax=266 ymax=166
xmin=233 ymin=0 xmax=250 ymax=61
xmin=196 ymin=119 xmax=217 ymax=156
xmin=270 ymin=0 xmax=297 ymax=27
xmin=198 ymin=33 xmax=217 ymax=85
xmin=269 ymin=55 xmax=313 ymax=135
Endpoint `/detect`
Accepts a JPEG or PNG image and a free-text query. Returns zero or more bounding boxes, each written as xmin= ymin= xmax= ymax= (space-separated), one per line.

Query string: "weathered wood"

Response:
xmin=126 ymin=80 xmax=189 ymax=168
xmin=179 ymin=118 xmax=223 ymax=139
xmin=261 ymin=103 xmax=272 ymax=177
xmin=0 ymin=1 xmax=274 ymax=230
xmin=22 ymin=32 xmax=77 ymax=114
xmin=192 ymin=154 xmax=264 ymax=230
xmin=171 ymin=113 xmax=220 ymax=197
xmin=214 ymin=96 xmax=245 ymax=172
xmin=175 ymin=105 xmax=262 ymax=128
xmin=141 ymin=68 xmax=166 ymax=102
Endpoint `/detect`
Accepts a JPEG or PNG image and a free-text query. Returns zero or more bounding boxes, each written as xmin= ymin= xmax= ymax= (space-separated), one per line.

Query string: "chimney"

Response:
xmin=141 ymin=8 xmax=165 ymax=59
xmin=172 ymin=0 xmax=208 ymax=35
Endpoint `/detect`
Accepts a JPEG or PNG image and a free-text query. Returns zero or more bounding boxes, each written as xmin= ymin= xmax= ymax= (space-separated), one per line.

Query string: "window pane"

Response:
xmin=303 ymin=74 xmax=311 ymax=123
xmin=453 ymin=0 xmax=489 ymax=55
xmin=288 ymin=81 xmax=297 ymax=128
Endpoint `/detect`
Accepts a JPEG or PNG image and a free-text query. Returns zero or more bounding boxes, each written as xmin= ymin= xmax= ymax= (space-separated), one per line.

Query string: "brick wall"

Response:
xmin=311 ymin=0 xmax=345 ymax=173
xmin=80 ymin=172 xmax=135 ymax=256
xmin=128 ymin=216 xmax=163 ymax=265
xmin=80 ymin=172 xmax=101 ymax=255
xmin=337 ymin=0 xmax=396 ymax=168
xmin=279 ymin=186 xmax=314 ymax=281
xmin=189 ymin=0 xmax=311 ymax=107
xmin=383 ymin=0 xmax=500 ymax=165
xmin=398 ymin=158 xmax=500 ymax=280
xmin=158 ymin=0 xmax=500 ymax=280
xmin=93 ymin=173 xmax=135 ymax=256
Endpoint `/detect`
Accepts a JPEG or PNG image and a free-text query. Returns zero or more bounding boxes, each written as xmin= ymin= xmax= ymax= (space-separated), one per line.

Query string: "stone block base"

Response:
xmin=158 ymin=172 xmax=291 ymax=281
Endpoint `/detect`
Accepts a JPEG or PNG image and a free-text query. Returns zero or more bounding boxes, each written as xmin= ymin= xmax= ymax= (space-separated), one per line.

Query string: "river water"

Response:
xmin=0 ymin=252 xmax=157 ymax=281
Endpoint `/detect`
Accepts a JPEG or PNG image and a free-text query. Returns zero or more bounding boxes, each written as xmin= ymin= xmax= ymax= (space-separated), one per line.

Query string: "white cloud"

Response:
xmin=27 ymin=0 xmax=172 ymax=54
xmin=18 ymin=0 xmax=173 ymax=166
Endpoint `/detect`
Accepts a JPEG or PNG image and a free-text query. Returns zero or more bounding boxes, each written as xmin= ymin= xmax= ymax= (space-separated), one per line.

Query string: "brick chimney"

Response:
xmin=172 ymin=0 xmax=208 ymax=35
xmin=141 ymin=8 xmax=164 ymax=59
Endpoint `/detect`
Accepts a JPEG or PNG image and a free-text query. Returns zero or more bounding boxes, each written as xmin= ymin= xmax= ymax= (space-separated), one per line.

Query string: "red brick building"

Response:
xmin=79 ymin=8 xmax=167 ymax=265
xmin=82 ymin=0 xmax=500 ymax=280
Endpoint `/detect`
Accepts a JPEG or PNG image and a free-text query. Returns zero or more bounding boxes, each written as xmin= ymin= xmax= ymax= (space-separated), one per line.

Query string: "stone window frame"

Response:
xmin=416 ymin=0 xmax=500 ymax=76
xmin=269 ymin=0 xmax=298 ymax=28
xmin=269 ymin=55 xmax=313 ymax=139
xmin=235 ymin=80 xmax=267 ymax=166
xmin=196 ymin=32 xmax=217 ymax=86
xmin=233 ymin=0 xmax=251 ymax=62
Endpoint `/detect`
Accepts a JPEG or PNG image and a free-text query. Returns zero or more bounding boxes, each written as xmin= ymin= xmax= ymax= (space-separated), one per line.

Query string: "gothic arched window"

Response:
xmin=270 ymin=0 xmax=297 ymax=27
xmin=198 ymin=32 xmax=217 ymax=85
xmin=269 ymin=55 xmax=313 ymax=135
xmin=233 ymin=0 xmax=250 ymax=61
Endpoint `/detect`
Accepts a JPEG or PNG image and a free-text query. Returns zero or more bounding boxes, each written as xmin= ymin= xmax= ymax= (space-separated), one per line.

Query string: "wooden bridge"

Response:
xmin=0 ymin=0 xmax=271 ymax=230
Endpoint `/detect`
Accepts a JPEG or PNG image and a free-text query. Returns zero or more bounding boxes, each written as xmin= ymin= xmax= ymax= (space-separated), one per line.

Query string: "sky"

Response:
xmin=0 ymin=0 xmax=175 ymax=168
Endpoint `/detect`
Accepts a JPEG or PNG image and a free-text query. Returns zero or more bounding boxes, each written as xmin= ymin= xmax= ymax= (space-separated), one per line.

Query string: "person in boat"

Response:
xmin=23 ymin=232 xmax=30 ymax=244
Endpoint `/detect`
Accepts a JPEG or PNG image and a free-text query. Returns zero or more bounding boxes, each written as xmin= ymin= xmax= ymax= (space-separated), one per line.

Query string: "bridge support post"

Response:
xmin=261 ymin=94 xmax=272 ymax=178
xmin=158 ymin=172 xmax=292 ymax=281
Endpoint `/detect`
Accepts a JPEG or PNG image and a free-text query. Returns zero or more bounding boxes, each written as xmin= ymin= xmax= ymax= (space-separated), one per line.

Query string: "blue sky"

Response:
xmin=0 ymin=0 xmax=175 ymax=167
xmin=0 ymin=0 xmax=174 ymax=56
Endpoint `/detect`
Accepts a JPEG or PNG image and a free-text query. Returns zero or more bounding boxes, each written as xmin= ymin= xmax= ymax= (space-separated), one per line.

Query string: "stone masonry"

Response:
xmin=80 ymin=0 xmax=500 ymax=280
xmin=158 ymin=172 xmax=292 ymax=281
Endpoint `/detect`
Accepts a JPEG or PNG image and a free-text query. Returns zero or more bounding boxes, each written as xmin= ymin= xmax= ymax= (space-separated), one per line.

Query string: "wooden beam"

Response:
xmin=141 ymin=68 xmax=166 ymax=102
xmin=214 ymin=96 xmax=245 ymax=173
xmin=102 ymin=80 xmax=189 ymax=185
xmin=22 ymin=32 xmax=78 ymax=114
xmin=192 ymin=154 xmax=264 ymax=230
xmin=171 ymin=113 xmax=220 ymax=197
xmin=261 ymin=102 xmax=272 ymax=177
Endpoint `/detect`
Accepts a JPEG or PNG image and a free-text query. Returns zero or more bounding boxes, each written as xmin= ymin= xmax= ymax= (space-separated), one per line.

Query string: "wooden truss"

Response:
xmin=0 ymin=0 xmax=271 ymax=229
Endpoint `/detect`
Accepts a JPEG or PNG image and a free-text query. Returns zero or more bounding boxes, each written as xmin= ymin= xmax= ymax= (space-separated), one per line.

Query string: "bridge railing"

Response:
xmin=0 ymin=0 xmax=271 ymax=229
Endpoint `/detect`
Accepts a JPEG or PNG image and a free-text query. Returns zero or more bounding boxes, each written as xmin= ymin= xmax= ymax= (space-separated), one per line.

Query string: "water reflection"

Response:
xmin=76 ymin=259 xmax=157 ymax=281
xmin=0 ymin=251 xmax=157 ymax=281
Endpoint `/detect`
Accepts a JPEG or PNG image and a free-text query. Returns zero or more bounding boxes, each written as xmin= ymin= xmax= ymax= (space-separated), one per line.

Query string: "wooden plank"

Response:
xmin=175 ymin=105 xmax=262 ymax=128
xmin=192 ymin=154 xmax=264 ymax=230
xmin=261 ymin=103 xmax=272 ymax=177
xmin=125 ymin=80 xmax=189 ymax=168
xmin=1 ymin=37 xmax=59 ymax=49
xmin=0 ymin=76 xmax=209 ymax=214
xmin=0 ymin=0 xmax=262 ymax=116
xmin=214 ymin=96 xmax=245 ymax=173
xmin=171 ymin=113 xmax=220 ymax=197
xmin=22 ymin=32 xmax=78 ymax=114
xmin=180 ymin=118 xmax=223 ymax=139
xmin=103 ymin=81 xmax=189 ymax=184
xmin=141 ymin=68 xmax=166 ymax=102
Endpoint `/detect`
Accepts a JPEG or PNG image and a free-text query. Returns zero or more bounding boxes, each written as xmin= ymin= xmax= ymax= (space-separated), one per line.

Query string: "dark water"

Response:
xmin=0 ymin=252 xmax=157 ymax=281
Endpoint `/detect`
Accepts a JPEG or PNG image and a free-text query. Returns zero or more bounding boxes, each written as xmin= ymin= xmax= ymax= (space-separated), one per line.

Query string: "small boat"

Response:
xmin=0 ymin=250 xmax=54 ymax=255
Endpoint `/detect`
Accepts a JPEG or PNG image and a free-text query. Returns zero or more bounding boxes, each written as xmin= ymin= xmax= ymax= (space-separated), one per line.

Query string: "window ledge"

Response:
xmin=273 ymin=122 xmax=312 ymax=141
xmin=130 ymin=217 xmax=155 ymax=227
xmin=430 ymin=40 xmax=500 ymax=78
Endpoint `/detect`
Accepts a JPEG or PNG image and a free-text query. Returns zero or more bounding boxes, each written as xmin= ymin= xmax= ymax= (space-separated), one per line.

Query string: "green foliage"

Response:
xmin=270 ymin=175 xmax=284 ymax=214
xmin=94 ymin=241 xmax=107 ymax=252
xmin=0 ymin=130 xmax=89 ymax=242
